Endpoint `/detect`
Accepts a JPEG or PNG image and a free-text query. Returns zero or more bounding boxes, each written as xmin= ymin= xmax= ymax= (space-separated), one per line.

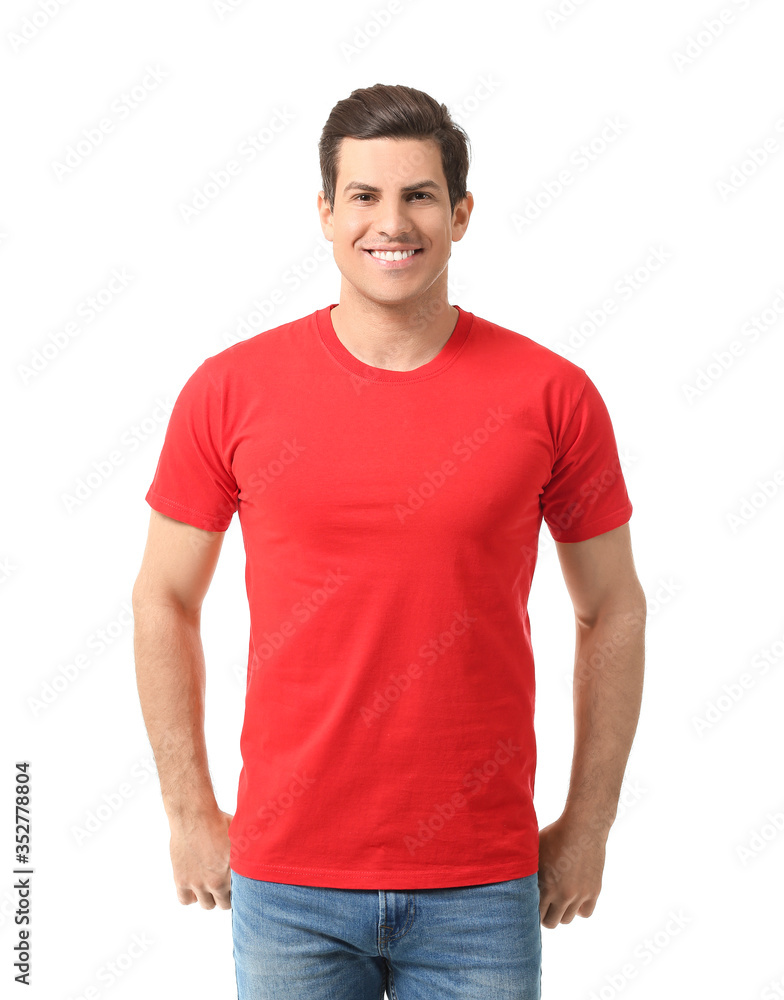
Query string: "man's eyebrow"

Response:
xmin=342 ymin=179 xmax=443 ymax=195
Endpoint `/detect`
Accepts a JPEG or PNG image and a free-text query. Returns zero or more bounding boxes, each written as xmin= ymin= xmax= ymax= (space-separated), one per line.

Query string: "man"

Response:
xmin=133 ymin=83 xmax=645 ymax=1000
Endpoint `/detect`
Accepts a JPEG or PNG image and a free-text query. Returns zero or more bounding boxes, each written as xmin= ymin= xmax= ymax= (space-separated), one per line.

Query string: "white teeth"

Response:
xmin=370 ymin=249 xmax=417 ymax=260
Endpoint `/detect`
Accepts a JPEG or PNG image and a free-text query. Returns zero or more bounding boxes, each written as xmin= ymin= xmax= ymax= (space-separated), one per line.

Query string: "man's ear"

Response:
xmin=317 ymin=191 xmax=334 ymax=241
xmin=451 ymin=191 xmax=474 ymax=243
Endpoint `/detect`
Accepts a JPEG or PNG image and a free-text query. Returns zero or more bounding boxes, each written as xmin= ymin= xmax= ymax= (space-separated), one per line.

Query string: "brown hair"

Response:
xmin=319 ymin=83 xmax=471 ymax=215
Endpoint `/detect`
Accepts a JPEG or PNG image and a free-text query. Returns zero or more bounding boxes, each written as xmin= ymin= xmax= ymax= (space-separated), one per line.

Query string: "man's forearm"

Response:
xmin=132 ymin=598 xmax=219 ymax=822
xmin=563 ymin=604 xmax=646 ymax=835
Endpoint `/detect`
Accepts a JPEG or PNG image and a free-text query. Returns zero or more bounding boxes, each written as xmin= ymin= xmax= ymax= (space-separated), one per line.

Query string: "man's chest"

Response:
xmin=230 ymin=390 xmax=555 ymax=547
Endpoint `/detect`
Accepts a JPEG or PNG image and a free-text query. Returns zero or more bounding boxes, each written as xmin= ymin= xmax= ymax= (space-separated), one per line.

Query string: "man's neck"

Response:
xmin=329 ymin=294 xmax=458 ymax=372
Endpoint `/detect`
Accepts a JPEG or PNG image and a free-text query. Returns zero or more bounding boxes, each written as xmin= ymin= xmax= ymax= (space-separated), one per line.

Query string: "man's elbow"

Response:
xmin=579 ymin=586 xmax=647 ymax=632
xmin=131 ymin=578 xmax=202 ymax=621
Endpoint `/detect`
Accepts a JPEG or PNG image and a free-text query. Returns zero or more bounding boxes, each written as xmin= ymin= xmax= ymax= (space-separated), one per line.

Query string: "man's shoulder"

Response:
xmin=198 ymin=306 xmax=321 ymax=377
xmin=470 ymin=309 xmax=588 ymax=385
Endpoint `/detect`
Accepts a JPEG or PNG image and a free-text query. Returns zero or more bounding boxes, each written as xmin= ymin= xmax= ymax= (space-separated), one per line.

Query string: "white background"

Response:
xmin=3 ymin=0 xmax=784 ymax=997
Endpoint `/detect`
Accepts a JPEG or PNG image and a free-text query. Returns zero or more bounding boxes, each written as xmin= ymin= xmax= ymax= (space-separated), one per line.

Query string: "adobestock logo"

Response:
xmin=27 ymin=601 xmax=133 ymax=717
xmin=561 ymin=606 xmax=646 ymax=692
xmin=360 ymin=608 xmax=477 ymax=725
xmin=211 ymin=0 xmax=251 ymax=18
xmin=545 ymin=0 xmax=594 ymax=29
xmin=762 ymin=973 xmax=784 ymax=1000
xmin=7 ymin=0 xmax=74 ymax=52
xmin=691 ymin=626 xmax=784 ymax=736
xmin=65 ymin=932 xmax=155 ymax=997
xmin=510 ymin=116 xmax=628 ymax=234
xmin=221 ymin=241 xmax=333 ymax=347
xmin=725 ymin=463 xmax=784 ymax=533
xmin=0 ymin=556 xmax=18 ymax=587
xmin=540 ymin=778 xmax=646 ymax=888
xmin=716 ymin=115 xmax=784 ymax=201
xmin=547 ymin=453 xmax=634 ymax=536
xmin=339 ymin=0 xmax=405 ymax=63
xmin=404 ymin=738 xmax=521 ymax=856
xmin=348 ymin=276 xmax=469 ymax=397
xmin=51 ymin=65 xmax=169 ymax=180
xmin=681 ymin=285 xmax=784 ymax=403
xmin=70 ymin=754 xmax=158 ymax=846
xmin=735 ymin=806 xmax=784 ymax=866
xmin=394 ymin=405 xmax=512 ymax=524
xmin=671 ymin=0 xmax=760 ymax=73
xmin=178 ymin=107 xmax=296 ymax=224
xmin=230 ymin=771 xmax=318 ymax=852
xmin=17 ymin=267 xmax=135 ymax=386
xmin=553 ymin=246 xmax=672 ymax=358
xmin=243 ymin=439 xmax=306 ymax=498
xmin=449 ymin=74 xmax=502 ymax=126
xmin=250 ymin=568 xmax=349 ymax=664
xmin=61 ymin=397 xmax=174 ymax=514
xmin=586 ymin=909 xmax=691 ymax=999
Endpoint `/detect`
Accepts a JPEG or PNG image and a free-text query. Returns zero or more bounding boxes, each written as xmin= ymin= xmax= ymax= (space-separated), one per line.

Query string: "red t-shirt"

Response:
xmin=145 ymin=303 xmax=633 ymax=889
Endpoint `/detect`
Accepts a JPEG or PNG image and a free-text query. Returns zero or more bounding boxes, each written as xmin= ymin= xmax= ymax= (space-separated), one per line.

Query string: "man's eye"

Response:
xmin=354 ymin=192 xmax=431 ymax=202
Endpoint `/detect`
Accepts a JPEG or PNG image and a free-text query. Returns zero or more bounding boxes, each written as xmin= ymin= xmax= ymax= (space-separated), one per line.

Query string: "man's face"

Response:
xmin=318 ymin=137 xmax=472 ymax=309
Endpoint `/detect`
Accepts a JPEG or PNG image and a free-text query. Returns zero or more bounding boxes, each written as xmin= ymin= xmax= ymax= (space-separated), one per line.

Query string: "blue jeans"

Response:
xmin=231 ymin=869 xmax=542 ymax=999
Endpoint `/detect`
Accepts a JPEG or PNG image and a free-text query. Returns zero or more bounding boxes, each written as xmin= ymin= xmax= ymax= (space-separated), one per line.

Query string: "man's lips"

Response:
xmin=362 ymin=247 xmax=424 ymax=268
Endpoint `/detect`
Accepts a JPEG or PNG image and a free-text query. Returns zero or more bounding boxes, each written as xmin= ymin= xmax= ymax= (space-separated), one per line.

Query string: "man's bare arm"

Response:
xmin=132 ymin=509 xmax=233 ymax=910
xmin=538 ymin=522 xmax=646 ymax=928
xmin=558 ymin=522 xmax=646 ymax=830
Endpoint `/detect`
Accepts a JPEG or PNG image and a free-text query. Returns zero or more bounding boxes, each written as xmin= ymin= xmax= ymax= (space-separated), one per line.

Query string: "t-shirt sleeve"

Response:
xmin=145 ymin=360 xmax=239 ymax=532
xmin=540 ymin=374 xmax=633 ymax=543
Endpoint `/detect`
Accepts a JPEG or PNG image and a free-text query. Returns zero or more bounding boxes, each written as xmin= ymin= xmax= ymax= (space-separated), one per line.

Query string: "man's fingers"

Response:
xmin=213 ymin=885 xmax=232 ymax=910
xmin=200 ymin=875 xmax=232 ymax=910
xmin=214 ymin=874 xmax=232 ymax=910
xmin=177 ymin=875 xmax=231 ymax=910
xmin=540 ymin=903 xmax=562 ymax=928
xmin=169 ymin=812 xmax=232 ymax=909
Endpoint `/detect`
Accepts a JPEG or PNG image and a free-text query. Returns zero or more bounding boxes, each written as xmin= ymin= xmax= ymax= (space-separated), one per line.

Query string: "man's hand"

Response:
xmin=538 ymin=814 xmax=608 ymax=928
xmin=169 ymin=808 xmax=234 ymax=910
